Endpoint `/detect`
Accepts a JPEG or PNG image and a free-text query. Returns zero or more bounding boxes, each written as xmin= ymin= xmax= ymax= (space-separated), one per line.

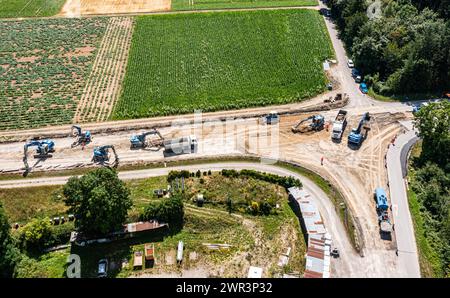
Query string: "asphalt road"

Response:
xmin=386 ymin=122 xmax=421 ymax=277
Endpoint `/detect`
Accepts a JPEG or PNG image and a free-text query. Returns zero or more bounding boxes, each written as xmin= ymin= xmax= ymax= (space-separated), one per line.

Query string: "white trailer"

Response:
xmin=164 ymin=135 xmax=198 ymax=154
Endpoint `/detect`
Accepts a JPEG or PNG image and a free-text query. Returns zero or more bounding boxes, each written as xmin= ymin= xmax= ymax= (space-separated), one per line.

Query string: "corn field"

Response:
xmin=0 ymin=18 xmax=108 ymax=130
xmin=113 ymin=10 xmax=334 ymax=120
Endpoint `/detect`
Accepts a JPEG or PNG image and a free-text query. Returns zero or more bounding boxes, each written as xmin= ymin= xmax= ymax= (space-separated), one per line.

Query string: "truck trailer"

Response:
xmin=163 ymin=135 xmax=198 ymax=154
xmin=331 ymin=110 xmax=348 ymax=141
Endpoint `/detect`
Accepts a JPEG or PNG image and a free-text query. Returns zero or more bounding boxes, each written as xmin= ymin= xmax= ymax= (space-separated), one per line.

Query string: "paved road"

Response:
xmin=386 ymin=121 xmax=421 ymax=277
xmin=0 ymin=161 xmax=362 ymax=277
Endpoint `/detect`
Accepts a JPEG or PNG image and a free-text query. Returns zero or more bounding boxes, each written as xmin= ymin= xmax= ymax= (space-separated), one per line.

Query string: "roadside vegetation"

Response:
xmin=327 ymin=0 xmax=450 ymax=97
xmin=408 ymin=101 xmax=449 ymax=277
xmin=172 ymin=0 xmax=317 ymax=10
xmin=0 ymin=167 xmax=305 ymax=277
xmin=113 ymin=10 xmax=334 ymax=119
xmin=0 ymin=0 xmax=66 ymax=18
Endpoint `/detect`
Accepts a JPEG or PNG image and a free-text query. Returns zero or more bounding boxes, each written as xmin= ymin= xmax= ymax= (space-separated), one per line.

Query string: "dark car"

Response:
xmin=351 ymin=68 xmax=360 ymax=78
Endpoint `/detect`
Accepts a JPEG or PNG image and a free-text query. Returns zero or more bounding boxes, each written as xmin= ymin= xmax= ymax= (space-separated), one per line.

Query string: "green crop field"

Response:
xmin=172 ymin=0 xmax=317 ymax=11
xmin=0 ymin=0 xmax=66 ymax=18
xmin=113 ymin=10 xmax=334 ymax=119
xmin=0 ymin=18 xmax=107 ymax=130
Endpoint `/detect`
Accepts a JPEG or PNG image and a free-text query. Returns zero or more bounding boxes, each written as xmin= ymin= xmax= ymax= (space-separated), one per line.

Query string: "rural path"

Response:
xmin=0 ymin=5 xmax=320 ymax=22
xmin=386 ymin=121 xmax=421 ymax=277
xmin=0 ymin=161 xmax=364 ymax=277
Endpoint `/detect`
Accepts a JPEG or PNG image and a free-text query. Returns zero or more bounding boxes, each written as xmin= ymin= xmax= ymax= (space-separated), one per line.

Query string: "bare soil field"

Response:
xmin=60 ymin=0 xmax=171 ymax=16
xmin=74 ymin=17 xmax=134 ymax=123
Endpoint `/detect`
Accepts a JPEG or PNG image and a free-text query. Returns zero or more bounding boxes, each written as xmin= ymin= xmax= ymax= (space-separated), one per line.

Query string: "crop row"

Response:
xmin=0 ymin=18 xmax=108 ymax=130
xmin=113 ymin=10 xmax=334 ymax=120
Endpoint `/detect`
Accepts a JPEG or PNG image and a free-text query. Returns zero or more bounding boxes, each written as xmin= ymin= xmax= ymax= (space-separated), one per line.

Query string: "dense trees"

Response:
xmin=412 ymin=102 xmax=450 ymax=276
xmin=414 ymin=101 xmax=450 ymax=167
xmin=328 ymin=0 xmax=450 ymax=95
xmin=0 ymin=203 xmax=20 ymax=277
xmin=63 ymin=168 xmax=132 ymax=236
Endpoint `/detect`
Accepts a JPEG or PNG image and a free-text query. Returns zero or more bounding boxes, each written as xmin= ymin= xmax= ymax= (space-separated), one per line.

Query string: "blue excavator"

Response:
xmin=92 ymin=145 xmax=119 ymax=167
xmin=23 ymin=140 xmax=55 ymax=172
xmin=130 ymin=129 xmax=164 ymax=149
xmin=291 ymin=114 xmax=325 ymax=133
xmin=71 ymin=125 xmax=92 ymax=149
xmin=348 ymin=112 xmax=371 ymax=147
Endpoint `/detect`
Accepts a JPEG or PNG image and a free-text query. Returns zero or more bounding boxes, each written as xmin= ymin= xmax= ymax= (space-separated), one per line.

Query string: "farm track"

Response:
xmin=0 ymin=5 xmax=321 ymax=22
xmin=74 ymin=16 xmax=134 ymax=123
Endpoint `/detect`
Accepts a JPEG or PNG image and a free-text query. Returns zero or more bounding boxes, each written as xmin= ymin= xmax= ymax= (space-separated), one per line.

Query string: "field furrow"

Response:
xmin=74 ymin=16 xmax=134 ymax=123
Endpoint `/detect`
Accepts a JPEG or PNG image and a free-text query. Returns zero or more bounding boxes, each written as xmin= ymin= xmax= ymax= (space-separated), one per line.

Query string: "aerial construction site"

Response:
xmin=1 ymin=0 xmax=448 ymax=282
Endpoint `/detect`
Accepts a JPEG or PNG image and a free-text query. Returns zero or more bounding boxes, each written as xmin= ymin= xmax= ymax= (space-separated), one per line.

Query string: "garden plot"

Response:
xmin=0 ymin=18 xmax=108 ymax=130
xmin=113 ymin=10 xmax=334 ymax=120
xmin=60 ymin=0 xmax=171 ymax=16
xmin=74 ymin=17 xmax=134 ymax=123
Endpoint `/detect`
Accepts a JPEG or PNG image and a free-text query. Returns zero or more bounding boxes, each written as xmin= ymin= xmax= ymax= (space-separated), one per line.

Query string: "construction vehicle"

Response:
xmin=23 ymin=140 xmax=55 ymax=172
xmin=331 ymin=110 xmax=348 ymax=141
xmin=291 ymin=114 xmax=325 ymax=133
xmin=347 ymin=112 xmax=371 ymax=146
xmin=130 ymin=129 xmax=164 ymax=149
xmin=92 ymin=145 xmax=119 ymax=167
xmin=324 ymin=93 xmax=347 ymax=103
xmin=71 ymin=125 xmax=92 ymax=149
xmin=374 ymin=188 xmax=392 ymax=234
xmin=261 ymin=111 xmax=279 ymax=125
xmin=163 ymin=135 xmax=198 ymax=154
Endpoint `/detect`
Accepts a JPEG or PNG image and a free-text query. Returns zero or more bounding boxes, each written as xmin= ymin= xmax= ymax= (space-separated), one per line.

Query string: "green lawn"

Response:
xmin=0 ymin=0 xmax=66 ymax=18
xmin=113 ymin=9 xmax=334 ymax=119
xmin=172 ymin=0 xmax=317 ymax=10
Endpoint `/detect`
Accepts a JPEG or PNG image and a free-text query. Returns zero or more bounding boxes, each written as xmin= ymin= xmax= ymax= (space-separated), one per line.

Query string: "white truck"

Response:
xmin=331 ymin=110 xmax=348 ymax=141
xmin=163 ymin=135 xmax=198 ymax=154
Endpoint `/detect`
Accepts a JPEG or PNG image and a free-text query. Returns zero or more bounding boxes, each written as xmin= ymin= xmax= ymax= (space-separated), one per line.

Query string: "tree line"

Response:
xmin=413 ymin=101 xmax=450 ymax=276
xmin=328 ymin=0 xmax=450 ymax=95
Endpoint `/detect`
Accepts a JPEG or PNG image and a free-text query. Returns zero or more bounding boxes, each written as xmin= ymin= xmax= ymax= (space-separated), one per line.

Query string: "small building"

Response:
xmin=247 ymin=266 xmax=263 ymax=278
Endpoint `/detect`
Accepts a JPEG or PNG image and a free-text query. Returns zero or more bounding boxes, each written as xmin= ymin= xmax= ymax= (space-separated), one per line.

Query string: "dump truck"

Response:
xmin=163 ymin=135 xmax=198 ymax=154
xmin=375 ymin=188 xmax=392 ymax=234
xmin=379 ymin=211 xmax=392 ymax=234
xmin=331 ymin=110 xmax=348 ymax=141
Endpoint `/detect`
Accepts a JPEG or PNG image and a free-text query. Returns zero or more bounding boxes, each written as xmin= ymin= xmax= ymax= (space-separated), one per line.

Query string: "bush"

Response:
xmin=167 ymin=170 xmax=190 ymax=182
xmin=141 ymin=194 xmax=184 ymax=232
xmin=222 ymin=169 xmax=302 ymax=189
xmin=19 ymin=219 xmax=74 ymax=252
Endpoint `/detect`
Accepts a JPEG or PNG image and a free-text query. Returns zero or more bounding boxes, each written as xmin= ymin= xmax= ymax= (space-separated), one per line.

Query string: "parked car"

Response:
xmin=355 ymin=75 xmax=362 ymax=83
xmin=347 ymin=59 xmax=354 ymax=68
xmin=359 ymin=83 xmax=368 ymax=94
xmin=98 ymin=259 xmax=108 ymax=278
xmin=351 ymin=68 xmax=360 ymax=78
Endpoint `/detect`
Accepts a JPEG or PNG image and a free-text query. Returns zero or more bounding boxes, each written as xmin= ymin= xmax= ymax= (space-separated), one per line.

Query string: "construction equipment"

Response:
xmin=163 ymin=135 xmax=198 ymax=154
xmin=130 ymin=129 xmax=164 ymax=149
xmin=23 ymin=140 xmax=55 ymax=172
xmin=331 ymin=110 xmax=348 ymax=141
xmin=71 ymin=125 xmax=92 ymax=149
xmin=92 ymin=145 xmax=119 ymax=167
xmin=378 ymin=211 xmax=392 ymax=234
xmin=347 ymin=112 xmax=371 ymax=146
xmin=261 ymin=111 xmax=279 ymax=125
xmin=291 ymin=114 xmax=325 ymax=133
xmin=374 ymin=188 xmax=392 ymax=234
xmin=324 ymin=93 xmax=347 ymax=103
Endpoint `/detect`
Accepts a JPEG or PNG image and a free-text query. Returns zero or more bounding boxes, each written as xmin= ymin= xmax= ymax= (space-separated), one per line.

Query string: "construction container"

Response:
xmin=145 ymin=243 xmax=155 ymax=261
